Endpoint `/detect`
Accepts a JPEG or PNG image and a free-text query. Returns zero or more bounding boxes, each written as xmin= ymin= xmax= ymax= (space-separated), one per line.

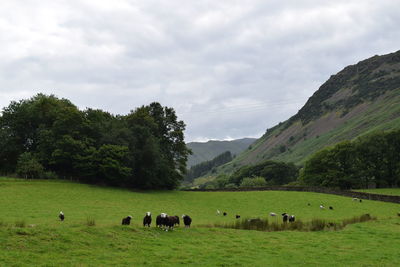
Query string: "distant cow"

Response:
xmin=329 ymin=206 xmax=334 ymax=210
xmin=223 ymin=212 xmax=227 ymax=216
xmin=289 ymin=215 xmax=295 ymax=222
xmin=59 ymin=211 xmax=65 ymax=221
xmin=143 ymin=212 xmax=152 ymax=227
xmin=165 ymin=215 xmax=177 ymax=231
xmin=182 ymin=215 xmax=192 ymax=228
xmin=282 ymin=213 xmax=289 ymax=223
xmin=320 ymin=205 xmax=325 ymax=210
xmin=122 ymin=215 xmax=132 ymax=225
xmin=172 ymin=215 xmax=180 ymax=226
xmin=236 ymin=215 xmax=241 ymax=219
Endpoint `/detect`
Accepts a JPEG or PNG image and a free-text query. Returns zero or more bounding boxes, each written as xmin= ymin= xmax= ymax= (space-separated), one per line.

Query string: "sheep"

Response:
xmin=122 ymin=215 xmax=132 ymax=225
xmin=182 ymin=214 xmax=192 ymax=228
xmin=269 ymin=212 xmax=277 ymax=217
xmin=236 ymin=215 xmax=241 ymax=219
xmin=282 ymin=213 xmax=289 ymax=223
xmin=223 ymin=212 xmax=227 ymax=216
xmin=289 ymin=215 xmax=295 ymax=222
xmin=329 ymin=206 xmax=334 ymax=210
xmin=143 ymin=212 xmax=152 ymax=227
xmin=59 ymin=211 xmax=65 ymax=221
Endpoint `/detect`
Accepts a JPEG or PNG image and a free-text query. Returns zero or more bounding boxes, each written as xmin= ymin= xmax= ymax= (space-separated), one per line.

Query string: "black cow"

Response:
xmin=182 ymin=215 xmax=192 ymax=228
xmin=236 ymin=215 xmax=241 ymax=219
xmin=143 ymin=212 xmax=152 ymax=227
xmin=122 ymin=215 xmax=132 ymax=225
xmin=223 ymin=212 xmax=227 ymax=216
xmin=329 ymin=206 xmax=334 ymax=210
xmin=282 ymin=213 xmax=289 ymax=223
xmin=289 ymin=215 xmax=295 ymax=222
xmin=59 ymin=211 xmax=65 ymax=221
xmin=173 ymin=215 xmax=180 ymax=226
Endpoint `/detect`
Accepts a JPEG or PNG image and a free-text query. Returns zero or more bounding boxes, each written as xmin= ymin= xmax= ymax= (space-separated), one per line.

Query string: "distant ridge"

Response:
xmin=186 ymin=138 xmax=256 ymax=167
xmin=214 ymin=50 xmax=400 ymax=174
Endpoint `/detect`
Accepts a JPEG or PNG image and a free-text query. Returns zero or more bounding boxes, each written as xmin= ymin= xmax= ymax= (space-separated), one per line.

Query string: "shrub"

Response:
xmin=239 ymin=177 xmax=267 ymax=188
xmin=224 ymin=183 xmax=237 ymax=189
xmin=41 ymin=171 xmax=59 ymax=180
xmin=16 ymin=152 xmax=44 ymax=179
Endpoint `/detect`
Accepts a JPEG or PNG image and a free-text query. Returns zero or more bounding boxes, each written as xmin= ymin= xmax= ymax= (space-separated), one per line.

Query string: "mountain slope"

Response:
xmin=218 ymin=50 xmax=400 ymax=173
xmin=186 ymin=138 xmax=256 ymax=167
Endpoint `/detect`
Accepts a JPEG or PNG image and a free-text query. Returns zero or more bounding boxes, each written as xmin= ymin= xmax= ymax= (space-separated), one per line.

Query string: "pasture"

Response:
xmin=1 ymin=177 xmax=399 ymax=266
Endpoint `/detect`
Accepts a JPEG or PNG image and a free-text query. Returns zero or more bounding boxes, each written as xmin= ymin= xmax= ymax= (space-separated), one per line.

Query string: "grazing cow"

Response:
xmin=223 ymin=212 xmax=227 ymax=216
xmin=236 ymin=215 xmax=241 ymax=219
xmin=320 ymin=205 xmax=325 ymax=210
xmin=164 ymin=215 xmax=177 ymax=231
xmin=59 ymin=211 xmax=65 ymax=221
xmin=156 ymin=213 xmax=168 ymax=228
xmin=282 ymin=213 xmax=289 ymax=223
xmin=143 ymin=212 xmax=152 ymax=227
xmin=329 ymin=206 xmax=334 ymax=210
xmin=182 ymin=215 xmax=192 ymax=227
xmin=359 ymin=199 xmax=362 ymax=203
xmin=122 ymin=215 xmax=132 ymax=225
xmin=173 ymin=215 xmax=180 ymax=226
xmin=289 ymin=215 xmax=295 ymax=222
xmin=269 ymin=212 xmax=277 ymax=217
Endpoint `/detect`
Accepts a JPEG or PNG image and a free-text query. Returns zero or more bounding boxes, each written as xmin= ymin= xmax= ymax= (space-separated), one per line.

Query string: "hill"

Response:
xmin=217 ymin=50 xmax=400 ymax=174
xmin=186 ymin=138 xmax=256 ymax=167
xmin=1 ymin=177 xmax=400 ymax=266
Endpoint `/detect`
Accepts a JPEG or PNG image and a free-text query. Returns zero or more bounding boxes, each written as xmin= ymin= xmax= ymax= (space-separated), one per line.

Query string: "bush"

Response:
xmin=239 ymin=177 xmax=267 ymax=188
xmin=41 ymin=171 xmax=59 ymax=180
xmin=16 ymin=152 xmax=44 ymax=179
xmin=225 ymin=183 xmax=237 ymax=189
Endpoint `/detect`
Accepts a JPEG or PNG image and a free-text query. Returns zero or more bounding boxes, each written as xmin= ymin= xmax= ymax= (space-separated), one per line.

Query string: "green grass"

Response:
xmin=1 ymin=177 xmax=400 ymax=266
xmin=355 ymin=188 xmax=400 ymax=196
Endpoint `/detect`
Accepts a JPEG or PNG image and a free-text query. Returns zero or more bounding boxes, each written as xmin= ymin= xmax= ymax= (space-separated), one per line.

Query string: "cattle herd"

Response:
xmin=56 ymin=200 xmax=364 ymax=230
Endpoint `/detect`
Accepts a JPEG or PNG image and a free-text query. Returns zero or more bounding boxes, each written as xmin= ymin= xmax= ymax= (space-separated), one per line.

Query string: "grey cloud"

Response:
xmin=0 ymin=0 xmax=399 ymax=141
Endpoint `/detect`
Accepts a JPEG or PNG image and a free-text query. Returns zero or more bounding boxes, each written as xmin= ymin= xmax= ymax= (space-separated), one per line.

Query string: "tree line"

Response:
xmin=300 ymin=130 xmax=400 ymax=189
xmin=0 ymin=94 xmax=191 ymax=189
xmin=185 ymin=151 xmax=233 ymax=182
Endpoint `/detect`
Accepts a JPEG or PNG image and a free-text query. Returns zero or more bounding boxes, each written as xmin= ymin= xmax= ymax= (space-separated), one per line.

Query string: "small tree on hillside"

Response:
xmin=239 ymin=177 xmax=267 ymax=188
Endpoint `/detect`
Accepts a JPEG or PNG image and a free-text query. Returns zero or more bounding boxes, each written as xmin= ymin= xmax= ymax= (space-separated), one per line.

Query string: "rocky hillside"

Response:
xmin=186 ymin=138 xmax=256 ymax=167
xmin=218 ymin=50 xmax=400 ymax=173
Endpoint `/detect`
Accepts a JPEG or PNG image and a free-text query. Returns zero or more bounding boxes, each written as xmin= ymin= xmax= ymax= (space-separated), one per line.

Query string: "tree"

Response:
xmin=16 ymin=152 xmax=44 ymax=179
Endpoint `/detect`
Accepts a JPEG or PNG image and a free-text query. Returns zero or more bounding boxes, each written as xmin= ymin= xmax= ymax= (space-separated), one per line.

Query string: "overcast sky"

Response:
xmin=0 ymin=1 xmax=399 ymax=142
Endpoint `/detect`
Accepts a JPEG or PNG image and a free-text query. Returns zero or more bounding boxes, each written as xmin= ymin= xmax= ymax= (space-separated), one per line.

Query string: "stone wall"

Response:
xmin=183 ymin=186 xmax=400 ymax=204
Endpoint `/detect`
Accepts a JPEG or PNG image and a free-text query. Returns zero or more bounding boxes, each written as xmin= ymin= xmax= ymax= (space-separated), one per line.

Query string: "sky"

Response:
xmin=0 ymin=1 xmax=399 ymax=142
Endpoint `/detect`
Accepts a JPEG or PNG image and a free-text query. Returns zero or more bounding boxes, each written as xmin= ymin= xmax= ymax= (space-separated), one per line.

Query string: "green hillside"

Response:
xmin=186 ymin=138 xmax=256 ymax=167
xmin=1 ymin=178 xmax=400 ymax=266
xmin=216 ymin=50 xmax=400 ymax=175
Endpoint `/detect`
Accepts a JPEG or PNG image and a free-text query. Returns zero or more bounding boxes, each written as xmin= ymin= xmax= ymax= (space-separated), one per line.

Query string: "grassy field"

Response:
xmin=355 ymin=188 xmax=400 ymax=196
xmin=1 ymin=177 xmax=400 ymax=266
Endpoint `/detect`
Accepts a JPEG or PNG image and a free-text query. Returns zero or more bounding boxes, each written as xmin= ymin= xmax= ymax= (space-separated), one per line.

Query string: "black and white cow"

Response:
xmin=143 ymin=212 xmax=152 ymax=227
xmin=59 ymin=211 xmax=65 ymax=221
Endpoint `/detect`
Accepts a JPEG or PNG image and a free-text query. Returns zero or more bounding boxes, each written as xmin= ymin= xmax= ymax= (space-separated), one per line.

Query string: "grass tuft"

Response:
xmin=86 ymin=217 xmax=96 ymax=227
xmin=14 ymin=220 xmax=26 ymax=228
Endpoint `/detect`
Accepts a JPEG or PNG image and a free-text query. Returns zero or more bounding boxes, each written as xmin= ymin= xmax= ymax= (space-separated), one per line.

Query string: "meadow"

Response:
xmin=1 ymin=177 xmax=400 ymax=266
